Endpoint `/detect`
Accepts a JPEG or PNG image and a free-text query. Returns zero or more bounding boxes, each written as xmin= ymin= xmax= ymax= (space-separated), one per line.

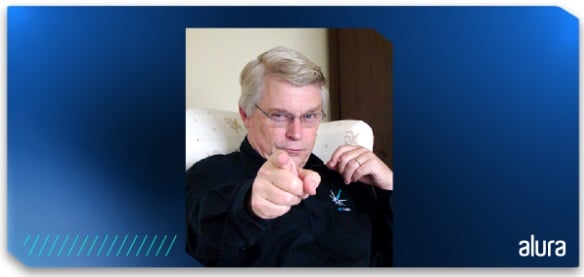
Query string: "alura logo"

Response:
xmin=518 ymin=234 xmax=566 ymax=257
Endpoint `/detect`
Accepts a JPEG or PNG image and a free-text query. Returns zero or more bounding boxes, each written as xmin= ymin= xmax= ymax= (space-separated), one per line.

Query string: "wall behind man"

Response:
xmin=185 ymin=28 xmax=330 ymax=118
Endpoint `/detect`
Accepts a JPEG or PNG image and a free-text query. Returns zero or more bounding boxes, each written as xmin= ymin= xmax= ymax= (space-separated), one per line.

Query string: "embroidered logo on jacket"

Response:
xmin=329 ymin=189 xmax=351 ymax=212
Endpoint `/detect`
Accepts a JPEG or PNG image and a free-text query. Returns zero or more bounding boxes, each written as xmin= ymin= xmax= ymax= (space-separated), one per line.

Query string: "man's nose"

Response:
xmin=285 ymin=118 xmax=302 ymax=140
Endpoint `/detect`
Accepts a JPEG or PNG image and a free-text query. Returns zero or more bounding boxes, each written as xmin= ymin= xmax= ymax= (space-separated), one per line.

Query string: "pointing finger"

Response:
xmin=298 ymin=169 xmax=321 ymax=195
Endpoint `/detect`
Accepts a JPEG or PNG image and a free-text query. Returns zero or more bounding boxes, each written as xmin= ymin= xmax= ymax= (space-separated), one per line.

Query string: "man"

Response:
xmin=186 ymin=46 xmax=393 ymax=266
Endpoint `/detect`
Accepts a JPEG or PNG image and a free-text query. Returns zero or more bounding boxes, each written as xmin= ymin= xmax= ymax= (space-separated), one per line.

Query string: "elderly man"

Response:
xmin=186 ymin=46 xmax=393 ymax=266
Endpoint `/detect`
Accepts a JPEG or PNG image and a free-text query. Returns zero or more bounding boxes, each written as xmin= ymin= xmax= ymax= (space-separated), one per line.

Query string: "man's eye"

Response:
xmin=270 ymin=113 xmax=287 ymax=121
xmin=304 ymin=113 xmax=321 ymax=122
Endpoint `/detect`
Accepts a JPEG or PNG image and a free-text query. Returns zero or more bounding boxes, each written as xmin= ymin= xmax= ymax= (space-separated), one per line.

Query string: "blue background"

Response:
xmin=7 ymin=6 xmax=579 ymax=267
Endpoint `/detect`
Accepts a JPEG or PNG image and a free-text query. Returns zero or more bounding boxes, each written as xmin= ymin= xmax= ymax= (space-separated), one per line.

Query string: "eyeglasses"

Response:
xmin=254 ymin=104 xmax=326 ymax=127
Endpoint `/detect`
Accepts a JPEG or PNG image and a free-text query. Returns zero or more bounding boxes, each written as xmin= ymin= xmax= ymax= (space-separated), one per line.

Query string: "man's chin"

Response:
xmin=291 ymin=156 xmax=310 ymax=168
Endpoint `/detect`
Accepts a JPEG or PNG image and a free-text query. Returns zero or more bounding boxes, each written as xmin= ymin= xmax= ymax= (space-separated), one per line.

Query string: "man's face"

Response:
xmin=242 ymin=76 xmax=322 ymax=168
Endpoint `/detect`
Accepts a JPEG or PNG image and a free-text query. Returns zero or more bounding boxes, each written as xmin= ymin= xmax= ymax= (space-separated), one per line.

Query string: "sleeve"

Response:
xmin=370 ymin=187 xmax=393 ymax=266
xmin=185 ymin=157 xmax=271 ymax=266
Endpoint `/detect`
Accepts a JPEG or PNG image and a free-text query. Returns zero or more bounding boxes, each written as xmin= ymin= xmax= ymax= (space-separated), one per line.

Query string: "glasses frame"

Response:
xmin=254 ymin=104 xmax=326 ymax=127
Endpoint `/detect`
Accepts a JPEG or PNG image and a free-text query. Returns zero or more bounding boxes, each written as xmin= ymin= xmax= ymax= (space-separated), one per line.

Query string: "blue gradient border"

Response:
xmin=7 ymin=6 xmax=578 ymax=267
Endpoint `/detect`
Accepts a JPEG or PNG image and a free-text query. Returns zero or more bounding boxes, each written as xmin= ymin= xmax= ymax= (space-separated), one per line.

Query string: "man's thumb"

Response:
xmin=270 ymin=149 xmax=295 ymax=172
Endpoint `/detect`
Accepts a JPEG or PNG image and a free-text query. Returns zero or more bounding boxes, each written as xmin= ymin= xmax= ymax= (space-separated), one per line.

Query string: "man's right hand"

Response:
xmin=250 ymin=150 xmax=320 ymax=219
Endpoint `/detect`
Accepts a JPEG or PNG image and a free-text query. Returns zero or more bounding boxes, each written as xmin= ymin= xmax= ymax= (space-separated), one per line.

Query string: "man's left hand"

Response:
xmin=326 ymin=145 xmax=393 ymax=191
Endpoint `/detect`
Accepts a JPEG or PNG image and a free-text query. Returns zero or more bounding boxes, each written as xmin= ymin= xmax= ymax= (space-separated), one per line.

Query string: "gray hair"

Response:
xmin=239 ymin=46 xmax=328 ymax=115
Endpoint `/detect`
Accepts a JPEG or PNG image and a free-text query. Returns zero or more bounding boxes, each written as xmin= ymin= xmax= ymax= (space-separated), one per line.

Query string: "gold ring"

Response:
xmin=355 ymin=158 xmax=362 ymax=166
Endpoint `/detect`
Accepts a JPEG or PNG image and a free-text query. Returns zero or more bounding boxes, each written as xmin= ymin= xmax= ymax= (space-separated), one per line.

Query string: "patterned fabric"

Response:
xmin=185 ymin=108 xmax=374 ymax=170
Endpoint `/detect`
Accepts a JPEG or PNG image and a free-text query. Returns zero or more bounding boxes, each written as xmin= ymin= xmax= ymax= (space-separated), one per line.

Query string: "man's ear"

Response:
xmin=239 ymin=107 xmax=251 ymax=129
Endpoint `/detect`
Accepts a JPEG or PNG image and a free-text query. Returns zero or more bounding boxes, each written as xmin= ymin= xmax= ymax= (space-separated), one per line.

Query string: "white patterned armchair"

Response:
xmin=185 ymin=108 xmax=374 ymax=170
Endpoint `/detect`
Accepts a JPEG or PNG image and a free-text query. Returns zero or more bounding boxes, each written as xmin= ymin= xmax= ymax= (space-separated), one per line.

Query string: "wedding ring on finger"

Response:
xmin=354 ymin=158 xmax=362 ymax=167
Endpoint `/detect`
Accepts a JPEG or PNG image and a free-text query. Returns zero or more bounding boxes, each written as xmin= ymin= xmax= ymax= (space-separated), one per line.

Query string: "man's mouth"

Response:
xmin=279 ymin=148 xmax=305 ymax=157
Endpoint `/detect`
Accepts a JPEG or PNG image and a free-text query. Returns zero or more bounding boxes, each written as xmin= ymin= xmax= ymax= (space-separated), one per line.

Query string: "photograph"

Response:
xmin=184 ymin=28 xmax=394 ymax=266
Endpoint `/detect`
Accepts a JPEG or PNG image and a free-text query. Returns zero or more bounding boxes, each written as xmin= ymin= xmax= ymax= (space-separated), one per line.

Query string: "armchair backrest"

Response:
xmin=186 ymin=108 xmax=374 ymax=170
